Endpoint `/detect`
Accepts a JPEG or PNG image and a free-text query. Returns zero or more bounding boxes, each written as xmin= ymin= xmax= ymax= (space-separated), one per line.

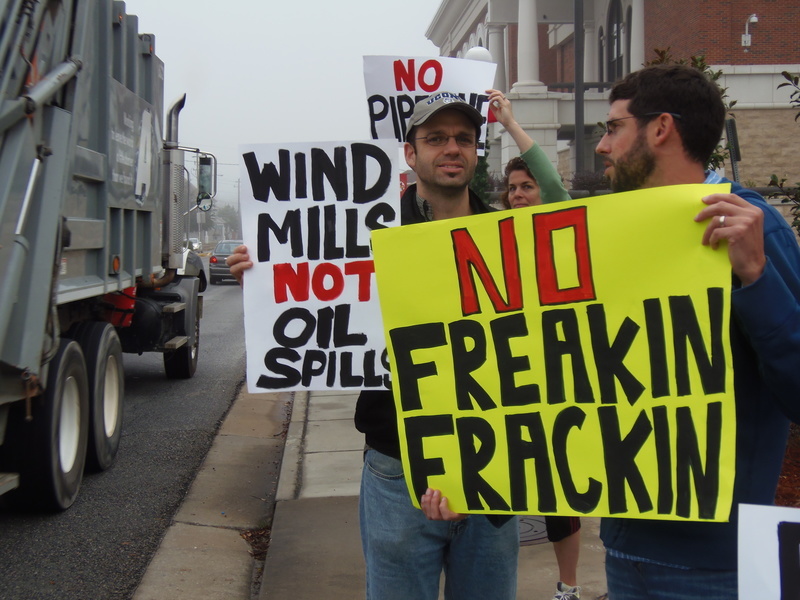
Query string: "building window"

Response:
xmin=625 ymin=5 xmax=632 ymax=74
xmin=607 ymin=0 xmax=624 ymax=82
xmin=598 ymin=27 xmax=605 ymax=84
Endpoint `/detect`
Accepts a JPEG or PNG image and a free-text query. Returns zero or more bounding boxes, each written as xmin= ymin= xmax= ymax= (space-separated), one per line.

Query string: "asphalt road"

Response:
xmin=0 ymin=278 xmax=246 ymax=600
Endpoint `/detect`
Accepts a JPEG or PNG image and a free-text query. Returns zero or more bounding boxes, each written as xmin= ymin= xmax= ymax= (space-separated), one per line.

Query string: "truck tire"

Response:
xmin=3 ymin=340 xmax=89 ymax=511
xmin=72 ymin=322 xmax=124 ymax=472
xmin=163 ymin=298 xmax=199 ymax=379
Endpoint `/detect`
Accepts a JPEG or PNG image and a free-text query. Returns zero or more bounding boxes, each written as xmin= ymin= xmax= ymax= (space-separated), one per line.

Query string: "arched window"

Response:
xmin=607 ymin=0 xmax=624 ymax=81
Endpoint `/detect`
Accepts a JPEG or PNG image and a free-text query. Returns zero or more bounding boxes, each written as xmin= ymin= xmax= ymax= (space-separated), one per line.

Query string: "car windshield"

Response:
xmin=215 ymin=243 xmax=239 ymax=254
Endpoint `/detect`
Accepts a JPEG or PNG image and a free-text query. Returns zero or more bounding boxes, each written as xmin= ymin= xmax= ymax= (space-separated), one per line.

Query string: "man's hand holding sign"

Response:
xmin=696 ymin=192 xmax=766 ymax=285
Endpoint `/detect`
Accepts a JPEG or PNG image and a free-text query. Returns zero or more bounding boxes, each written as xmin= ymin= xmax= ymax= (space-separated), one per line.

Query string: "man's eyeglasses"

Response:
xmin=603 ymin=112 xmax=682 ymax=135
xmin=414 ymin=133 xmax=478 ymax=148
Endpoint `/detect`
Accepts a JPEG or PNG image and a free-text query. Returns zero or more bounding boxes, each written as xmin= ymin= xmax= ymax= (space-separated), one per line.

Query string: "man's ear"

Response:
xmin=404 ymin=142 xmax=416 ymax=169
xmin=651 ymin=113 xmax=679 ymax=147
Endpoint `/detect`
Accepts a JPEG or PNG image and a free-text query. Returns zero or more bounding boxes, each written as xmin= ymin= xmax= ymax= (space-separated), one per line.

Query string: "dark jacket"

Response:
xmin=354 ymin=183 xmax=495 ymax=458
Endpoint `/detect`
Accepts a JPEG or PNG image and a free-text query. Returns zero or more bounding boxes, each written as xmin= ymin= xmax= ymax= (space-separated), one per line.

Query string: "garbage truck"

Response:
xmin=0 ymin=0 xmax=216 ymax=510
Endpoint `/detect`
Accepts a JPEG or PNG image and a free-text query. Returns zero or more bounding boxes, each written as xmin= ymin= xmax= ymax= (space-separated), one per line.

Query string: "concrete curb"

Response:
xmin=133 ymin=390 xmax=289 ymax=600
xmin=275 ymin=391 xmax=308 ymax=502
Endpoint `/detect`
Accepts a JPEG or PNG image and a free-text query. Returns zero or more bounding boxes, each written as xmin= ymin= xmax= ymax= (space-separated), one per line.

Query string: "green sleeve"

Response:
xmin=519 ymin=144 xmax=571 ymax=204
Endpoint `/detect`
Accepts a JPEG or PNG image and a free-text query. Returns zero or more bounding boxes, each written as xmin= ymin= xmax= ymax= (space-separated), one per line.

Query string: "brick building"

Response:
xmin=426 ymin=0 xmax=800 ymax=188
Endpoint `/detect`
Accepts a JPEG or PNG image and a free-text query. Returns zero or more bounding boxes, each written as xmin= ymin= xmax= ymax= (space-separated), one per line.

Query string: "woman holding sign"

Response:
xmin=423 ymin=90 xmax=582 ymax=600
xmin=486 ymin=89 xmax=571 ymax=210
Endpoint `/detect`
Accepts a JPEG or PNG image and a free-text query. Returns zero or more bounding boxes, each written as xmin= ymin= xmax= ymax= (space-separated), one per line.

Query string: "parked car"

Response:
xmin=185 ymin=237 xmax=202 ymax=251
xmin=208 ymin=240 xmax=243 ymax=284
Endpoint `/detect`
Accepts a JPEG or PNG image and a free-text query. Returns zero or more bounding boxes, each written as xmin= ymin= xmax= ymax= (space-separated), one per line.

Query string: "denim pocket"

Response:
xmin=364 ymin=449 xmax=405 ymax=481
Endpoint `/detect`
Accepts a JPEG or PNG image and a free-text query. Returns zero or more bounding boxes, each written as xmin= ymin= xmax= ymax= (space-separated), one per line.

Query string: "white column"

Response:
xmin=487 ymin=23 xmax=507 ymax=91
xmin=630 ymin=0 xmax=646 ymax=72
xmin=584 ymin=22 xmax=597 ymax=83
xmin=511 ymin=0 xmax=547 ymax=93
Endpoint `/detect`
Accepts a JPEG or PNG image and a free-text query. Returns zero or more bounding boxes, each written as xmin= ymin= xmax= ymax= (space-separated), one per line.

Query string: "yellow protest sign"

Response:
xmin=371 ymin=184 xmax=736 ymax=521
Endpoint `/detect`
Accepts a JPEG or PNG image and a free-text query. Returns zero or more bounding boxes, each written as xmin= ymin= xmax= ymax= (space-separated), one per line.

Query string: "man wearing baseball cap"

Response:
xmin=354 ymin=93 xmax=519 ymax=600
xmin=227 ymin=92 xmax=518 ymax=599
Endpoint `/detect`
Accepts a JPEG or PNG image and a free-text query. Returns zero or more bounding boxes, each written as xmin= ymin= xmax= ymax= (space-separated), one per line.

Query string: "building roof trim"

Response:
xmin=426 ymin=0 xmax=472 ymax=47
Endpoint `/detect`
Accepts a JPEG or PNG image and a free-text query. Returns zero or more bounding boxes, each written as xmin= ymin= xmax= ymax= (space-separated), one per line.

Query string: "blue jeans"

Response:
xmin=605 ymin=552 xmax=737 ymax=600
xmin=359 ymin=449 xmax=519 ymax=600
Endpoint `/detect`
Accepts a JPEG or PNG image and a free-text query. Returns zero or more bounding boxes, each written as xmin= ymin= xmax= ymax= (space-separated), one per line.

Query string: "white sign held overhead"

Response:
xmin=363 ymin=55 xmax=497 ymax=155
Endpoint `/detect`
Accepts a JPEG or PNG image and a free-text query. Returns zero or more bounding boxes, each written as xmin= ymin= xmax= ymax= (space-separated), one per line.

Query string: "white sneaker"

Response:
xmin=553 ymin=581 xmax=581 ymax=600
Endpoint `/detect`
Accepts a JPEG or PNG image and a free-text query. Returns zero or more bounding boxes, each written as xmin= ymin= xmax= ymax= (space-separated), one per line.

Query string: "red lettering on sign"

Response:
xmin=311 ymin=263 xmax=345 ymax=301
xmin=452 ymin=217 xmax=522 ymax=316
xmin=344 ymin=260 xmax=375 ymax=301
xmin=533 ymin=207 xmax=596 ymax=305
xmin=273 ymin=261 xmax=375 ymax=303
xmin=393 ymin=59 xmax=443 ymax=92
xmin=274 ymin=262 xmax=310 ymax=302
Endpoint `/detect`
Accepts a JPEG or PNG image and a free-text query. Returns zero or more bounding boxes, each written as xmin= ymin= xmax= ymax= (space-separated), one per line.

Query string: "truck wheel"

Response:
xmin=163 ymin=300 xmax=199 ymax=379
xmin=3 ymin=340 xmax=89 ymax=511
xmin=72 ymin=322 xmax=124 ymax=472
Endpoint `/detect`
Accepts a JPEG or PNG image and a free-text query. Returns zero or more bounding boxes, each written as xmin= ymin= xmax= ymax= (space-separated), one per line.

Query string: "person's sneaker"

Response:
xmin=553 ymin=581 xmax=581 ymax=600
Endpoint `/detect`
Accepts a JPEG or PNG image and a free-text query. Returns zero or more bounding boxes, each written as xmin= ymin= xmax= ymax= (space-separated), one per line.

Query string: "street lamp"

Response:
xmin=742 ymin=14 xmax=758 ymax=51
xmin=464 ymin=46 xmax=493 ymax=62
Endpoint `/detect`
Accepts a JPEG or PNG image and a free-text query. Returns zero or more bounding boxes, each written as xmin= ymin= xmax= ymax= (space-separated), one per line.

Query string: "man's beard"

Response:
xmin=609 ymin=131 xmax=656 ymax=193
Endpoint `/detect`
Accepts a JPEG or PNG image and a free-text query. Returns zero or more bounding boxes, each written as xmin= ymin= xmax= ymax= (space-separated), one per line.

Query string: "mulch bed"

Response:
xmin=775 ymin=423 xmax=800 ymax=507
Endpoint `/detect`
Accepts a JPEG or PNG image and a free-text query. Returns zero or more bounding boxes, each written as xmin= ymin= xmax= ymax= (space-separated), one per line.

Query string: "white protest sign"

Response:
xmin=363 ymin=55 xmax=497 ymax=155
xmin=739 ymin=503 xmax=800 ymax=599
xmin=239 ymin=139 xmax=400 ymax=392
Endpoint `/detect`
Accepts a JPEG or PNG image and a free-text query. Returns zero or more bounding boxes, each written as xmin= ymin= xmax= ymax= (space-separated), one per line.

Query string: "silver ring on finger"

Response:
xmin=719 ymin=215 xmax=726 ymax=227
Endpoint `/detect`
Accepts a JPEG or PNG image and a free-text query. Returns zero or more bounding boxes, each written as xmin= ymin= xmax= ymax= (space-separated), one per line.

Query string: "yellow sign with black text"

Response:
xmin=371 ymin=184 xmax=735 ymax=522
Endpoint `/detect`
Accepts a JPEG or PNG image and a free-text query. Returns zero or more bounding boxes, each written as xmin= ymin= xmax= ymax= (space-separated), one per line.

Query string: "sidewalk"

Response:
xmin=133 ymin=388 xmax=609 ymax=599
xmin=260 ymin=390 xmax=609 ymax=599
xmin=133 ymin=389 xmax=291 ymax=600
